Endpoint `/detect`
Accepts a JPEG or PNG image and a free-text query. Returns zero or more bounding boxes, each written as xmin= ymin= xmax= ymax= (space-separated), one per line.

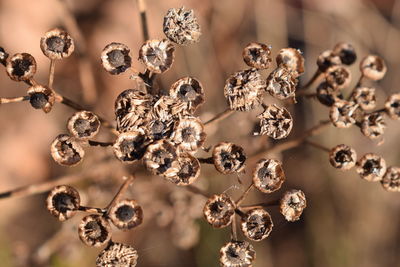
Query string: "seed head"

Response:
xmin=203 ymin=194 xmax=236 ymax=228
xmin=317 ymin=50 xmax=341 ymax=72
xmin=280 ymin=189 xmax=306 ymax=222
xmin=329 ymin=144 xmax=357 ymax=170
xmin=266 ymin=67 xmax=298 ymax=100
xmin=138 ymin=39 xmax=175 ymax=73
xmin=351 ymin=87 xmax=376 ymax=110
xmin=6 ymin=53 xmax=36 ymax=81
xmin=101 ymin=42 xmax=132 ymax=75
xmin=143 ymin=140 xmax=179 ymax=176
xmin=360 ymin=55 xmax=387 ymax=81
xmin=163 ymin=7 xmax=201 ymax=45
xmin=316 ymin=82 xmax=343 ymax=107
xmin=329 ymin=100 xmax=358 ymax=128
xmin=356 ymin=153 xmax=387 ymax=182
xmin=256 ymin=104 xmax=293 ymax=139
xmin=113 ymin=130 xmax=149 ymax=163
xmin=67 ymin=111 xmax=100 ymax=139
xmin=40 ymin=28 xmax=74 ymax=60
xmin=96 ymin=242 xmax=138 ymax=267
xmin=171 ymin=116 xmax=206 ymax=152
xmin=360 ymin=112 xmax=386 ymax=140
xmin=78 ymin=214 xmax=112 ymax=247
xmin=240 ymin=208 xmax=273 ymax=241
xmin=109 ymin=199 xmax=143 ymax=230
xmin=164 ymin=153 xmax=200 ymax=186
xmin=212 ymin=142 xmax=246 ymax=174
xmin=242 ymin=42 xmax=272 ymax=69
xmin=252 ymin=158 xmax=285 ymax=193
xmin=219 ymin=240 xmax=256 ymax=267
xmin=51 ymin=134 xmax=85 ymax=166
xmin=169 ymin=77 xmax=205 ymax=113
xmin=46 ymin=185 xmax=80 ymax=221
xmin=276 ymin=48 xmax=304 ymax=76
xmin=385 ymin=93 xmax=400 ymax=120
xmin=381 ymin=166 xmax=400 ymax=192
xmin=332 ymin=42 xmax=357 ymax=65
xmin=325 ymin=65 xmax=351 ymax=89
xmin=27 ymin=84 xmax=55 ymax=113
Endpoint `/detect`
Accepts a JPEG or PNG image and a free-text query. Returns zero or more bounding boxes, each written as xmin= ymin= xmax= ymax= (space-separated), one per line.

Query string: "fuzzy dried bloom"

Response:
xmin=109 ymin=199 xmax=143 ymax=230
xmin=224 ymin=69 xmax=265 ymax=111
xmin=27 ymin=84 xmax=55 ymax=113
xmin=164 ymin=153 xmax=200 ymax=185
xmin=356 ymin=153 xmax=387 ymax=182
xmin=203 ymin=194 xmax=236 ymax=228
xmin=171 ymin=116 xmax=206 ymax=152
xmin=240 ymin=209 xmax=273 ymax=241
xmin=6 ymin=53 xmax=36 ymax=81
xmin=276 ymin=48 xmax=304 ymax=75
xmin=385 ymin=93 xmax=400 ymax=120
xmin=351 ymin=87 xmax=376 ymax=110
xmin=78 ymin=215 xmax=112 ymax=247
xmin=169 ymin=77 xmax=205 ymax=113
xmin=242 ymin=42 xmax=272 ymax=69
xmin=332 ymin=42 xmax=357 ymax=65
xmin=219 ymin=240 xmax=256 ymax=267
xmin=381 ymin=166 xmax=400 ymax=192
xmin=256 ymin=104 xmax=293 ymax=139
xmin=51 ymin=134 xmax=85 ymax=166
xmin=96 ymin=242 xmax=138 ymax=267
xmin=317 ymin=50 xmax=341 ymax=72
xmin=212 ymin=142 xmax=246 ymax=174
xmin=280 ymin=189 xmax=306 ymax=222
xmin=101 ymin=42 xmax=132 ymax=75
xmin=143 ymin=140 xmax=179 ymax=176
xmin=252 ymin=158 xmax=285 ymax=193
xmin=329 ymin=144 xmax=357 ymax=170
xmin=113 ymin=130 xmax=149 ymax=163
xmin=316 ymin=82 xmax=343 ymax=107
xmin=329 ymin=100 xmax=358 ymax=128
xmin=360 ymin=55 xmax=387 ymax=81
xmin=324 ymin=65 xmax=351 ymax=89
xmin=40 ymin=28 xmax=74 ymax=60
xmin=46 ymin=185 xmax=80 ymax=221
xmin=163 ymin=7 xmax=201 ymax=45
xmin=360 ymin=112 xmax=386 ymax=140
xmin=67 ymin=111 xmax=100 ymax=139
xmin=0 ymin=46 xmax=8 ymax=63
xmin=266 ymin=67 xmax=298 ymax=99
xmin=138 ymin=39 xmax=175 ymax=73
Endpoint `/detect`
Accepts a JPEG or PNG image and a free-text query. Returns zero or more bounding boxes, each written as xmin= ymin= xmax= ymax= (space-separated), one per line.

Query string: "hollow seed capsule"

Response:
xmin=101 ymin=42 xmax=132 ymax=75
xmin=329 ymin=144 xmax=357 ymax=170
xmin=219 ymin=240 xmax=256 ymax=267
xmin=109 ymin=199 xmax=143 ymax=230
xmin=40 ymin=28 xmax=74 ymax=60
xmin=203 ymin=194 xmax=235 ymax=228
xmin=280 ymin=189 xmax=307 ymax=222
xmin=51 ymin=134 xmax=85 ymax=166
xmin=6 ymin=53 xmax=36 ymax=81
xmin=78 ymin=214 xmax=112 ymax=247
xmin=67 ymin=111 xmax=100 ymax=139
xmin=46 ymin=185 xmax=80 ymax=221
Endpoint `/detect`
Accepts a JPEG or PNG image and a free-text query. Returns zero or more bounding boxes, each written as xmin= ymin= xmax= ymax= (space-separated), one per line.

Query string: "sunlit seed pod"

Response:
xmin=51 ymin=134 xmax=85 ymax=166
xmin=385 ymin=93 xmax=400 ymax=120
xmin=242 ymin=42 xmax=272 ymax=69
xmin=212 ymin=142 xmax=246 ymax=174
xmin=169 ymin=77 xmax=205 ymax=113
xmin=138 ymin=39 xmax=175 ymax=73
xmin=171 ymin=116 xmax=206 ymax=153
xmin=109 ymin=199 xmax=143 ymax=230
xmin=316 ymin=82 xmax=343 ymax=107
xmin=280 ymin=189 xmax=307 ymax=222
xmin=329 ymin=100 xmax=358 ymax=128
xmin=360 ymin=55 xmax=387 ymax=81
xmin=381 ymin=166 xmax=400 ymax=192
xmin=40 ymin=28 xmax=74 ymax=60
xmin=332 ymin=42 xmax=357 ymax=65
xmin=113 ymin=130 xmax=149 ymax=163
xmin=257 ymin=104 xmax=293 ymax=139
xmin=329 ymin=144 xmax=357 ymax=170
xmin=351 ymin=87 xmax=376 ymax=111
xmin=240 ymin=209 xmax=273 ymax=241
xmin=96 ymin=242 xmax=138 ymax=267
xmin=324 ymin=65 xmax=351 ymax=89
xmin=27 ymin=84 xmax=55 ymax=113
xmin=143 ymin=140 xmax=179 ymax=176
xmin=67 ymin=111 xmax=100 ymax=139
xmin=317 ymin=50 xmax=342 ymax=72
xmin=6 ymin=53 xmax=36 ymax=81
xmin=224 ymin=69 xmax=265 ymax=111
xmin=164 ymin=153 xmax=200 ymax=186
xmin=203 ymin=194 xmax=236 ymax=228
xmin=78 ymin=214 xmax=112 ymax=247
xmin=360 ymin=112 xmax=386 ymax=140
xmin=275 ymin=47 xmax=304 ymax=76
xmin=252 ymin=158 xmax=285 ymax=193
xmin=356 ymin=153 xmax=387 ymax=182
xmin=266 ymin=67 xmax=298 ymax=100
xmin=46 ymin=185 xmax=80 ymax=221
xmin=101 ymin=42 xmax=132 ymax=75
xmin=219 ymin=240 xmax=256 ymax=267
xmin=163 ymin=7 xmax=201 ymax=45
xmin=0 ymin=46 xmax=9 ymax=63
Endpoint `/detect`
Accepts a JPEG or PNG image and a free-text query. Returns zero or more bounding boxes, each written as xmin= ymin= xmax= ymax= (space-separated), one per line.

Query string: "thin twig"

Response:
xmin=136 ymin=0 xmax=149 ymax=41
xmin=304 ymin=140 xmax=330 ymax=153
xmin=105 ymin=176 xmax=135 ymax=213
xmin=185 ymin=185 xmax=210 ymax=198
xmin=347 ymin=74 xmax=364 ymax=100
xmin=78 ymin=206 xmax=107 ymax=214
xmin=0 ymin=95 xmax=30 ymax=104
xmin=239 ymin=199 xmax=280 ymax=209
xmin=48 ymin=59 xmax=56 ymax=89
xmin=197 ymin=157 xmax=214 ymax=164
xmin=231 ymin=215 xmax=238 ymax=241
xmin=88 ymin=140 xmax=114 ymax=147
xmin=235 ymin=183 xmax=254 ymax=206
xmin=204 ymin=108 xmax=234 ymax=127
xmin=300 ymin=69 xmax=322 ymax=91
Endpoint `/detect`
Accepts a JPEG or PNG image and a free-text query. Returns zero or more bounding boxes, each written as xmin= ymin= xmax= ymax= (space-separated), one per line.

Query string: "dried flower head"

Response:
xmin=203 ymin=194 xmax=235 ymax=228
xmin=40 ymin=28 xmax=74 ymax=60
xmin=324 ymin=65 xmax=351 ymax=89
xmin=212 ymin=142 xmax=246 ymax=174
xmin=96 ymin=242 xmax=138 ymax=267
xmin=51 ymin=134 xmax=85 ymax=166
xmin=219 ymin=240 xmax=256 ymax=267
xmin=224 ymin=69 xmax=265 ymax=111
xmin=138 ymin=39 xmax=175 ymax=73
xmin=332 ymin=42 xmax=357 ymax=65
xmin=169 ymin=77 xmax=205 ymax=112
xmin=356 ymin=153 xmax=387 ymax=182
xmin=67 ymin=111 xmax=100 ymax=139
xmin=266 ymin=67 xmax=298 ymax=99
xmin=27 ymin=84 xmax=55 ymax=113
xmin=276 ymin=48 xmax=304 ymax=75
xmin=143 ymin=140 xmax=179 ymax=176
xmin=360 ymin=112 xmax=386 ymax=139
xmin=0 ymin=46 xmax=9 ymax=63
xmin=163 ymin=7 xmax=201 ymax=45
xmin=6 ymin=53 xmax=36 ymax=81
xmin=252 ymin=158 xmax=285 ymax=193
xmin=385 ymin=93 xmax=400 ymax=120
xmin=360 ymin=55 xmax=387 ymax=81
xmin=257 ymin=104 xmax=293 ymax=139
xmin=109 ymin=199 xmax=143 ymax=230
xmin=171 ymin=116 xmax=206 ymax=152
xmin=381 ymin=166 xmax=400 ymax=192
xmin=316 ymin=82 xmax=343 ymax=107
xmin=240 ymin=209 xmax=273 ymax=241
xmin=242 ymin=42 xmax=272 ymax=69
xmin=101 ymin=42 xmax=132 ymax=75
xmin=164 ymin=153 xmax=200 ymax=186
xmin=280 ymin=189 xmax=306 ymax=222
xmin=46 ymin=185 xmax=80 ymax=221
xmin=78 ymin=215 xmax=112 ymax=247
xmin=329 ymin=144 xmax=357 ymax=170
xmin=351 ymin=87 xmax=376 ymax=110
xmin=317 ymin=50 xmax=342 ymax=72
xmin=329 ymin=100 xmax=358 ymax=128
xmin=113 ymin=130 xmax=148 ymax=163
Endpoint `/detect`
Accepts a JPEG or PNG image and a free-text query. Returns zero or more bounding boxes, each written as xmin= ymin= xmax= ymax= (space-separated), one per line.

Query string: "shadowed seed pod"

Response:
xmin=332 ymin=42 xmax=357 ymax=65
xmin=113 ymin=130 xmax=149 ymax=163
xmin=351 ymin=87 xmax=376 ymax=110
xmin=240 ymin=209 xmax=273 ymax=241
xmin=360 ymin=55 xmax=387 ymax=81
xmin=67 ymin=111 xmax=100 ymax=139
xmin=78 ymin=215 xmax=112 ymax=247
xmin=385 ymin=93 xmax=400 ymax=120
xmin=40 ymin=28 xmax=74 ymax=60
xmin=101 ymin=42 xmax=132 ymax=75
xmin=219 ymin=240 xmax=256 ymax=267
xmin=6 ymin=53 xmax=36 ymax=81
xmin=146 ymin=117 xmax=175 ymax=141
xmin=316 ymin=82 xmax=343 ymax=107
xmin=203 ymin=194 xmax=235 ymax=228
xmin=51 ymin=134 xmax=85 ymax=166
xmin=360 ymin=112 xmax=386 ymax=139
xmin=143 ymin=140 xmax=179 ymax=176
xmin=169 ymin=77 xmax=205 ymax=113
xmin=356 ymin=153 xmax=387 ymax=182
xmin=138 ymin=39 xmax=175 ymax=73
xmin=171 ymin=116 xmax=206 ymax=152
xmin=242 ymin=42 xmax=272 ymax=69
xmin=276 ymin=48 xmax=304 ymax=76
xmin=266 ymin=67 xmax=298 ymax=99
xmin=329 ymin=144 xmax=357 ymax=170
xmin=152 ymin=95 xmax=189 ymax=121
xmin=96 ymin=242 xmax=138 ymax=267
xmin=324 ymin=65 xmax=351 ymax=89
xmin=46 ymin=185 xmax=80 ymax=221
xmin=224 ymin=69 xmax=265 ymax=111
xmin=329 ymin=100 xmax=358 ymax=128
xmin=256 ymin=104 xmax=293 ymax=139
xmin=27 ymin=84 xmax=55 ymax=113
xmin=0 ymin=46 xmax=9 ymax=63
xmin=317 ymin=50 xmax=341 ymax=72
xmin=163 ymin=7 xmax=201 ymax=45
xmin=109 ymin=199 xmax=143 ymax=230
xmin=212 ymin=142 xmax=246 ymax=174
xmin=164 ymin=153 xmax=200 ymax=186
xmin=280 ymin=189 xmax=306 ymax=222
xmin=252 ymin=158 xmax=285 ymax=193
xmin=381 ymin=166 xmax=400 ymax=192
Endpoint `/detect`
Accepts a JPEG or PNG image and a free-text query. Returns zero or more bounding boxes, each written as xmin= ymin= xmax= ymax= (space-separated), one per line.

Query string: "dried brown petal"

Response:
xmin=113 ymin=130 xmax=149 ymax=163
xmin=169 ymin=77 xmax=205 ymax=113
xmin=280 ymin=189 xmax=306 ymax=222
xmin=203 ymin=194 xmax=235 ymax=228
xmin=329 ymin=100 xmax=357 ymax=128
xmin=316 ymin=82 xmax=343 ymax=107
xmin=101 ymin=42 xmax=132 ymax=75
xmin=212 ymin=142 xmax=246 ymax=174
xmin=266 ymin=67 xmax=298 ymax=99
xmin=252 ymin=158 xmax=285 ymax=193
xmin=317 ymin=50 xmax=341 ymax=72
xmin=171 ymin=116 xmax=206 ymax=152
xmin=351 ymin=87 xmax=376 ymax=110
xmin=329 ymin=144 xmax=357 ymax=170
xmin=356 ymin=153 xmax=386 ymax=182
xmin=257 ymin=104 xmax=293 ymax=139
xmin=242 ymin=42 xmax=272 ymax=69
xmin=6 ymin=53 xmax=36 ymax=81
xmin=0 ymin=47 xmax=8 ymax=63
xmin=27 ymin=84 xmax=55 ymax=113
xmin=96 ymin=242 xmax=138 ymax=267
xmin=381 ymin=166 xmax=400 ymax=192
xmin=163 ymin=7 xmax=201 ymax=45
xmin=332 ymin=42 xmax=357 ymax=65
xmin=109 ymin=199 xmax=143 ymax=230
xmin=219 ymin=240 xmax=256 ymax=267
xmin=360 ymin=55 xmax=387 ymax=81
xmin=385 ymin=93 xmax=400 ymax=120
xmin=67 ymin=111 xmax=100 ymax=139
xmin=276 ymin=48 xmax=304 ymax=75
xmin=51 ymin=134 xmax=85 ymax=166
xmin=143 ymin=140 xmax=179 ymax=176
xmin=325 ymin=65 xmax=351 ymax=89
xmin=360 ymin=112 xmax=386 ymax=139
xmin=240 ymin=209 xmax=273 ymax=241
xmin=46 ymin=185 xmax=80 ymax=221
xmin=40 ymin=28 xmax=74 ymax=60
xmin=138 ymin=39 xmax=175 ymax=73
xmin=78 ymin=215 xmax=111 ymax=247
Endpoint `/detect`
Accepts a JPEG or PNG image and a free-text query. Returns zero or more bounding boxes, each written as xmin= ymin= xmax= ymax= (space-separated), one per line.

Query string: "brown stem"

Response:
xmin=304 ymin=140 xmax=330 ymax=153
xmin=48 ymin=59 xmax=56 ymax=89
xmin=105 ymin=176 xmax=135 ymax=213
xmin=88 ymin=140 xmax=114 ymax=147
xmin=185 ymin=185 xmax=210 ymax=198
xmin=239 ymin=199 xmax=280 ymax=209
xmin=231 ymin=215 xmax=238 ymax=241
xmin=300 ymin=69 xmax=322 ymax=91
xmin=197 ymin=157 xmax=214 ymax=164
xmin=0 ymin=95 xmax=30 ymax=104
xmin=136 ymin=0 xmax=150 ymax=41
xmin=347 ymin=75 xmax=364 ymax=100
xmin=204 ymin=108 xmax=234 ymax=127
xmin=235 ymin=183 xmax=254 ymax=206
xmin=78 ymin=206 xmax=107 ymax=214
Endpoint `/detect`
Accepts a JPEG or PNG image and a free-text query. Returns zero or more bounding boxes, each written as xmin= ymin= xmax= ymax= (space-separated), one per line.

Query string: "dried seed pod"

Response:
xmin=252 ymin=159 xmax=285 ymax=193
xmin=324 ymin=65 xmax=351 ymax=89
xmin=240 ymin=209 xmax=273 ymax=241
xmin=203 ymin=194 xmax=236 ymax=228
xmin=138 ymin=39 xmax=175 ymax=73
xmin=0 ymin=46 xmax=8 ymax=63
xmin=163 ymin=7 xmax=201 ymax=45
xmin=329 ymin=100 xmax=357 ymax=128
xmin=146 ymin=118 xmax=175 ymax=141
xmin=171 ymin=116 xmax=206 ymax=152
xmin=219 ymin=240 xmax=256 ymax=267
xmin=27 ymin=84 xmax=55 ymax=113
xmin=266 ymin=67 xmax=298 ymax=99
xmin=385 ymin=93 xmax=400 ymax=120
xmin=51 ymin=134 xmax=85 ymax=166
xmin=152 ymin=95 xmax=189 ymax=121
xmin=360 ymin=55 xmax=387 ymax=81
xmin=360 ymin=112 xmax=386 ymax=139
xmin=164 ymin=153 xmax=200 ymax=186
xmin=316 ymin=82 xmax=343 ymax=107
xmin=351 ymin=87 xmax=376 ymax=110
xmin=356 ymin=153 xmax=387 ymax=182
xmin=329 ymin=144 xmax=357 ymax=170
xmin=224 ymin=69 xmax=265 ymax=111
xmin=40 ymin=28 xmax=74 ymax=60
xmin=46 ymin=185 xmax=80 ymax=221
xmin=381 ymin=166 xmax=400 ymax=192
xmin=280 ymin=189 xmax=306 ymax=222
xmin=212 ymin=142 xmax=246 ymax=174
xmin=109 ymin=199 xmax=143 ymax=230
xmin=101 ymin=42 xmax=132 ymax=75
xmin=317 ymin=50 xmax=341 ymax=72
xmin=6 ymin=53 xmax=36 ymax=81
xmin=113 ymin=130 xmax=149 ymax=163
xmin=332 ymin=42 xmax=357 ymax=65
xmin=78 ymin=215 xmax=112 ymax=247
xmin=257 ymin=104 xmax=293 ymax=139
xmin=169 ymin=77 xmax=205 ymax=113
xmin=96 ymin=242 xmax=138 ymax=267
xmin=143 ymin=140 xmax=179 ymax=176
xmin=67 ymin=111 xmax=100 ymax=139
xmin=276 ymin=48 xmax=304 ymax=75
xmin=242 ymin=42 xmax=272 ymax=69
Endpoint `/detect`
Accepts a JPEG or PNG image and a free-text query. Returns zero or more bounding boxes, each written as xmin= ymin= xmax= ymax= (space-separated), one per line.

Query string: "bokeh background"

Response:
xmin=0 ymin=0 xmax=400 ymax=266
